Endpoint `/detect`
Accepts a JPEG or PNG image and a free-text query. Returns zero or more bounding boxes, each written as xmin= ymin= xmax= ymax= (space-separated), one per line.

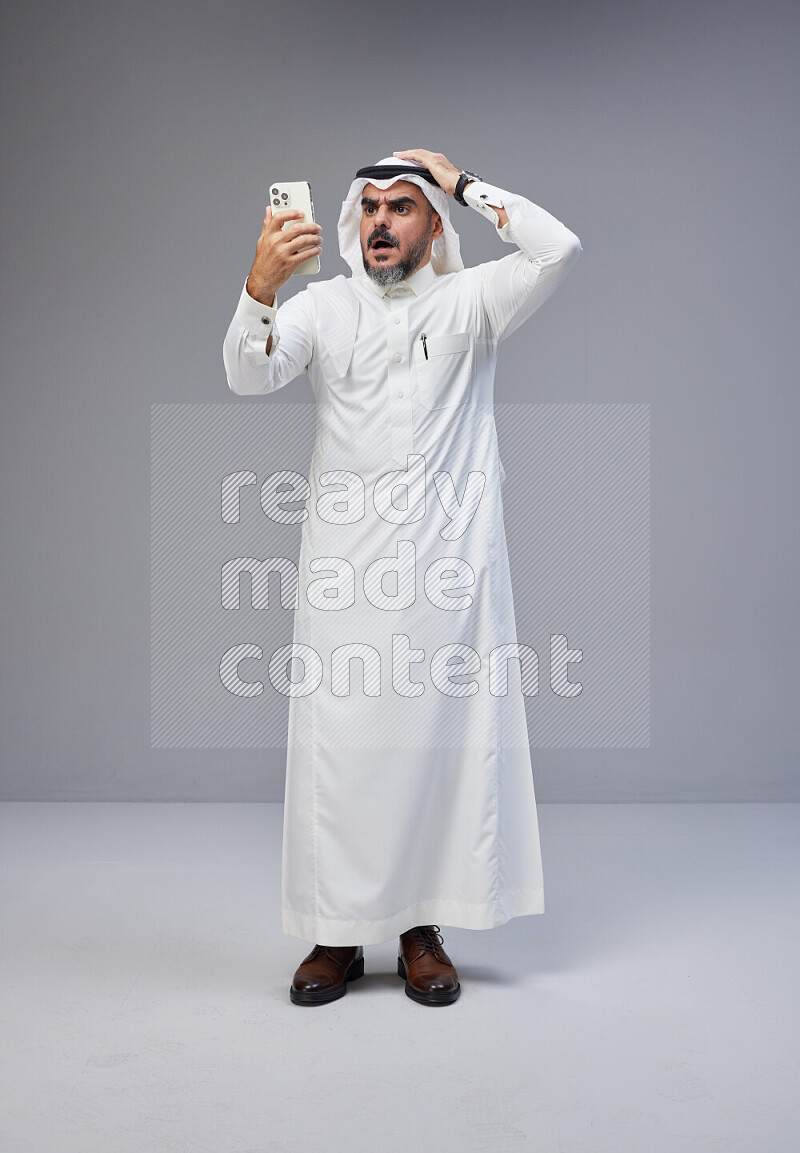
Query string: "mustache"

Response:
xmin=368 ymin=228 xmax=399 ymax=249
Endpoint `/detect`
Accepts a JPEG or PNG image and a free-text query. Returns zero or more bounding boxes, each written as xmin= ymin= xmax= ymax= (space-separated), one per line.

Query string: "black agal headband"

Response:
xmin=355 ymin=163 xmax=442 ymax=189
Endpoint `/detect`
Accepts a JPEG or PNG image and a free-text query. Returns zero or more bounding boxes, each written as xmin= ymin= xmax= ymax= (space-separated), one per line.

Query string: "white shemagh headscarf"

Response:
xmin=337 ymin=155 xmax=465 ymax=279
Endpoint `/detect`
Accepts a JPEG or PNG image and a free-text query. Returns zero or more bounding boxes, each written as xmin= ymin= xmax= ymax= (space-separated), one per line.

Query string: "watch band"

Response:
xmin=454 ymin=169 xmax=482 ymax=206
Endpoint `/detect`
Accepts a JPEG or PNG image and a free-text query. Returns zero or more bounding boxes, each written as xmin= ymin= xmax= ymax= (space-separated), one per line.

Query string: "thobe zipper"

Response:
xmin=420 ymin=332 xmax=428 ymax=360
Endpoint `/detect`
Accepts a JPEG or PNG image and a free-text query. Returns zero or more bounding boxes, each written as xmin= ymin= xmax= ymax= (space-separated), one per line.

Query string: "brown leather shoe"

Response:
xmin=397 ymin=925 xmax=460 ymax=1005
xmin=289 ymin=943 xmax=365 ymax=1005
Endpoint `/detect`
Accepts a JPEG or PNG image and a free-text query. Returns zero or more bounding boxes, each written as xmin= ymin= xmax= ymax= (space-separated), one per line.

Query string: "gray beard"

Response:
xmin=362 ymin=225 xmax=432 ymax=287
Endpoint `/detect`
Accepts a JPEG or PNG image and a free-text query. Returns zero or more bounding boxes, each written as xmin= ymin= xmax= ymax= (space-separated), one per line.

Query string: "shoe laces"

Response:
xmin=406 ymin=924 xmax=446 ymax=962
xmin=308 ymin=943 xmax=352 ymax=963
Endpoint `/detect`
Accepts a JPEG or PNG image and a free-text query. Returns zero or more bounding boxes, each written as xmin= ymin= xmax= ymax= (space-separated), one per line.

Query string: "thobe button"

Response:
xmin=393 ymin=316 xmax=401 ymax=324
xmin=393 ymin=353 xmax=402 ymax=363
xmin=261 ymin=317 xmax=270 ymax=325
xmin=398 ymin=391 xmax=404 ymax=398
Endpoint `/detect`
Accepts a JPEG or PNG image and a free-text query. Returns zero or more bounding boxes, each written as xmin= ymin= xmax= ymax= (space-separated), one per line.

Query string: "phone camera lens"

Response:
xmin=281 ymin=192 xmax=289 ymax=200
xmin=272 ymin=198 xmax=280 ymax=206
xmin=271 ymin=187 xmax=278 ymax=195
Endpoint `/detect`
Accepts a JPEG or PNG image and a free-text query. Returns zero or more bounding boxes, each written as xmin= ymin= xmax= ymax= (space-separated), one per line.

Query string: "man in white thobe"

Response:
xmin=223 ymin=148 xmax=582 ymax=1006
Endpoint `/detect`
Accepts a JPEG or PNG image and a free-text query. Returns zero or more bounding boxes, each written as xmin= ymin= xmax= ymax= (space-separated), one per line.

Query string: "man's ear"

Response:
xmin=431 ymin=211 xmax=444 ymax=239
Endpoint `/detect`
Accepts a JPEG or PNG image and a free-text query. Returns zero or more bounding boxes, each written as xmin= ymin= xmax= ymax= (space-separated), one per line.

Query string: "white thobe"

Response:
xmin=223 ymin=180 xmax=582 ymax=946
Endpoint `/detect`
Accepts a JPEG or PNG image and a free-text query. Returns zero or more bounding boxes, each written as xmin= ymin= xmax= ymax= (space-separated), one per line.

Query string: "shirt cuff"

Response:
xmin=462 ymin=180 xmax=509 ymax=229
xmin=236 ymin=279 xmax=278 ymax=340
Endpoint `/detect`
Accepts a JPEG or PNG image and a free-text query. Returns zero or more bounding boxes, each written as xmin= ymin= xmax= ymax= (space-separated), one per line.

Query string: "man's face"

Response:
xmin=359 ymin=180 xmax=443 ymax=287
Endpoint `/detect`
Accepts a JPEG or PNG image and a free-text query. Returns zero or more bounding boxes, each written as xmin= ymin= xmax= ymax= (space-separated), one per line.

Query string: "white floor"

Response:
xmin=0 ymin=802 xmax=797 ymax=1152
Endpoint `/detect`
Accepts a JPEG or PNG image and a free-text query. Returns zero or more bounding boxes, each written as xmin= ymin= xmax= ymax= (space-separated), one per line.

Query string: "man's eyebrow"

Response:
xmin=360 ymin=195 xmax=417 ymax=207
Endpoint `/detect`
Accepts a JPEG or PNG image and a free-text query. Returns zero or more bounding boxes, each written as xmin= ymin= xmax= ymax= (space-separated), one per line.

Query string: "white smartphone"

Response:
xmin=269 ymin=180 xmax=320 ymax=275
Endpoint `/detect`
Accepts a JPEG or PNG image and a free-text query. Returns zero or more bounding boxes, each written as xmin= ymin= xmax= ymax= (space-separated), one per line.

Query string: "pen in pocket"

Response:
xmin=420 ymin=333 xmax=428 ymax=360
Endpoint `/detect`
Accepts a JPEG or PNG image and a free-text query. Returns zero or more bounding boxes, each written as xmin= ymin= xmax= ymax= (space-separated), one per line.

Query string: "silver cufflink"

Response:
xmin=261 ymin=317 xmax=270 ymax=325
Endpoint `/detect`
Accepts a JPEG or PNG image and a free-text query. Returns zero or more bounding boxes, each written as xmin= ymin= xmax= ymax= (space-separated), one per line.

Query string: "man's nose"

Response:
xmin=375 ymin=203 xmax=393 ymax=228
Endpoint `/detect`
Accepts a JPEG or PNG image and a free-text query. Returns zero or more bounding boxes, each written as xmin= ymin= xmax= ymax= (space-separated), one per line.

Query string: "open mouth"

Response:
xmin=371 ymin=237 xmax=396 ymax=251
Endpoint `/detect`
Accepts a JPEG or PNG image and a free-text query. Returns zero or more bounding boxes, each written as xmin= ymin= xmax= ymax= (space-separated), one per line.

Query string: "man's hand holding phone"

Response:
xmin=246 ymin=206 xmax=323 ymax=306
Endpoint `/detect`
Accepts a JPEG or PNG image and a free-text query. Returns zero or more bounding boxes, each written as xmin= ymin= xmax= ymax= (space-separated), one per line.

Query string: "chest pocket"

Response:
xmin=413 ymin=331 xmax=472 ymax=410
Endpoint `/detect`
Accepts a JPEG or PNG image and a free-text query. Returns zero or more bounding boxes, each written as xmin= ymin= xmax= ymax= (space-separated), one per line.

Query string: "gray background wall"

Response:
xmin=1 ymin=0 xmax=797 ymax=800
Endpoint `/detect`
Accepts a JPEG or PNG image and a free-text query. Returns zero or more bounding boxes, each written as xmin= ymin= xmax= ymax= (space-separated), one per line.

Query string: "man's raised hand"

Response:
xmin=246 ymin=206 xmax=323 ymax=306
xmin=394 ymin=148 xmax=508 ymax=228
xmin=392 ymin=150 xmax=462 ymax=197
